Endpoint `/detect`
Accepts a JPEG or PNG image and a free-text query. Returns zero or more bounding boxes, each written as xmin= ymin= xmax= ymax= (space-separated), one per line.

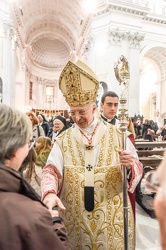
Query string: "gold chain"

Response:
xmin=80 ymin=123 xmax=98 ymax=145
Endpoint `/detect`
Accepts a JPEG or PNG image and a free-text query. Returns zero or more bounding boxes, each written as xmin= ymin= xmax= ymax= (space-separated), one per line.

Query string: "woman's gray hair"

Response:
xmin=0 ymin=104 xmax=32 ymax=163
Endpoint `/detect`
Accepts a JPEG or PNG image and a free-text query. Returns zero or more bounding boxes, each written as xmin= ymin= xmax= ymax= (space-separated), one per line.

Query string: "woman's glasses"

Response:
xmin=28 ymin=139 xmax=35 ymax=150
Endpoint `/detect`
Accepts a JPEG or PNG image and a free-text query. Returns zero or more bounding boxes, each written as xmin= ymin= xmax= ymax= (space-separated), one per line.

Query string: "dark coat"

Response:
xmin=0 ymin=163 xmax=68 ymax=250
xmin=161 ymin=128 xmax=166 ymax=140
xmin=41 ymin=121 xmax=50 ymax=136
xmin=142 ymin=123 xmax=153 ymax=141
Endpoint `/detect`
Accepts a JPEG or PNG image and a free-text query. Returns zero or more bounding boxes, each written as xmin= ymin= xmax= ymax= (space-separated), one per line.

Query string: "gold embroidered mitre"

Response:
xmin=59 ymin=60 xmax=99 ymax=106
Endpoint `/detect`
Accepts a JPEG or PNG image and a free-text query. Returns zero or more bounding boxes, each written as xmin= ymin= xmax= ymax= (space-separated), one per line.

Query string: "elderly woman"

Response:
xmin=50 ymin=115 xmax=68 ymax=142
xmin=0 ymin=104 xmax=68 ymax=250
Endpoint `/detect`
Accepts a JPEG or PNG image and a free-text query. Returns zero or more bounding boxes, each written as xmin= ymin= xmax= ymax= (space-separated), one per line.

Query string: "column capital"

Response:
xmin=3 ymin=23 xmax=18 ymax=49
xmin=108 ymin=27 xmax=125 ymax=46
xmin=126 ymin=31 xmax=145 ymax=48
xmin=82 ymin=36 xmax=95 ymax=58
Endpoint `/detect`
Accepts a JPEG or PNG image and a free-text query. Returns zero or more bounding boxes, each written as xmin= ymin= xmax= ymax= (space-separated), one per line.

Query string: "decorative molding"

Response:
xmin=127 ymin=31 xmax=145 ymax=48
xmin=108 ymin=28 xmax=144 ymax=48
xmin=82 ymin=36 xmax=95 ymax=58
xmin=94 ymin=1 xmax=166 ymax=25
xmin=143 ymin=14 xmax=166 ymax=25
xmin=3 ymin=23 xmax=14 ymax=38
xmin=108 ymin=27 xmax=125 ymax=46
xmin=79 ymin=16 xmax=92 ymax=37
xmin=10 ymin=3 xmax=25 ymax=49
xmin=3 ymin=22 xmax=18 ymax=50
xmin=94 ymin=2 xmax=149 ymax=18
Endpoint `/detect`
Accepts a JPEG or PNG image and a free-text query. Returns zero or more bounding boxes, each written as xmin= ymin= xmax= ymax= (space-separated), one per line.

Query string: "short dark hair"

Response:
xmin=101 ymin=91 xmax=119 ymax=103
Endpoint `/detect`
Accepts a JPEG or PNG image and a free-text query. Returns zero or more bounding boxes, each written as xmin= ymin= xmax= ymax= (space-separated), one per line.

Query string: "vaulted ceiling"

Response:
xmin=9 ymin=0 xmax=166 ymax=78
xmin=9 ymin=0 xmax=91 ymax=69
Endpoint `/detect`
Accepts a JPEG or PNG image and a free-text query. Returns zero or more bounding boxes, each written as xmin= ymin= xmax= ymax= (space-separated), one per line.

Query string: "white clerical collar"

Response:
xmin=78 ymin=117 xmax=99 ymax=136
xmin=102 ymin=114 xmax=114 ymax=123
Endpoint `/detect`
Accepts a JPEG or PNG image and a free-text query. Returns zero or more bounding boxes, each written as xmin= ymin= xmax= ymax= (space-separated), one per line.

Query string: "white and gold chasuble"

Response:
xmin=56 ymin=121 xmax=135 ymax=250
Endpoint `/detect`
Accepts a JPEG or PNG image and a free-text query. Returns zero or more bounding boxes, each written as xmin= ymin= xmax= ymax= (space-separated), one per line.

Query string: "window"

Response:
xmin=29 ymin=81 xmax=33 ymax=100
xmin=46 ymin=86 xmax=54 ymax=103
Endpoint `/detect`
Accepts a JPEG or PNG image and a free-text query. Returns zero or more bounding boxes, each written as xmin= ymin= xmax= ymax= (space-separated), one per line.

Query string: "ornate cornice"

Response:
xmin=94 ymin=2 xmax=149 ymax=18
xmin=10 ymin=2 xmax=25 ymax=49
xmin=143 ymin=14 xmax=166 ymax=25
xmin=76 ymin=16 xmax=92 ymax=57
xmin=79 ymin=16 xmax=92 ymax=37
xmin=94 ymin=1 xmax=166 ymax=25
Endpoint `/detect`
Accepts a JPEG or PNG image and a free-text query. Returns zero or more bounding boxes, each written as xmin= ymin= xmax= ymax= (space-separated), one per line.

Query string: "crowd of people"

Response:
xmin=0 ymin=59 xmax=166 ymax=249
xmin=134 ymin=118 xmax=166 ymax=141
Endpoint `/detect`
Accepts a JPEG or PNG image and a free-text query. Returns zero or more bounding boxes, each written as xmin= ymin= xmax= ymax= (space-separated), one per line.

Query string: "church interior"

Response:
xmin=1 ymin=0 xmax=166 ymax=249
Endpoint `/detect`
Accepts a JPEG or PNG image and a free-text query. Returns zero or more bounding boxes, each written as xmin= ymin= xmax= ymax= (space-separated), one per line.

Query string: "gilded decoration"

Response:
xmin=60 ymin=166 xmax=134 ymax=250
xmin=59 ymin=60 xmax=99 ymax=106
xmin=56 ymin=123 xmax=135 ymax=249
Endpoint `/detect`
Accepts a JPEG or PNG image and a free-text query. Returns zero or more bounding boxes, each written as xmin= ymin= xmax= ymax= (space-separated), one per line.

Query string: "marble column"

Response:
xmin=126 ymin=31 xmax=145 ymax=117
xmin=2 ymin=23 xmax=13 ymax=105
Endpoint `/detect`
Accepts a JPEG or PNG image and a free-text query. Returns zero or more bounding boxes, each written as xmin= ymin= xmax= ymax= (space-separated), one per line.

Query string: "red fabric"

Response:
xmin=128 ymin=133 xmax=136 ymax=221
xmin=128 ymin=133 xmax=135 ymax=145
xmin=41 ymin=163 xmax=63 ymax=201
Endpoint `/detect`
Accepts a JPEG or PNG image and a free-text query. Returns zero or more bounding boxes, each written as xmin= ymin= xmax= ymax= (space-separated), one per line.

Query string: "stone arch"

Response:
xmin=140 ymin=44 xmax=166 ymax=125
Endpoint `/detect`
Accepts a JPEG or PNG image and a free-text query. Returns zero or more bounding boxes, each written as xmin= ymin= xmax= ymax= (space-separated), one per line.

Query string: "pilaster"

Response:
xmin=2 ymin=22 xmax=16 ymax=106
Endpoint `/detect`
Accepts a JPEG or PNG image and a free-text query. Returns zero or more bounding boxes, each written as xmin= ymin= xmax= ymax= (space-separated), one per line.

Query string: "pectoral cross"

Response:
xmin=85 ymin=144 xmax=94 ymax=150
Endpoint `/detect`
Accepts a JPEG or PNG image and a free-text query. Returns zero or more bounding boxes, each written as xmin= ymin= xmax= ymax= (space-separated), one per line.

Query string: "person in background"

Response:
xmin=0 ymin=104 xmax=68 ymax=250
xmin=38 ymin=113 xmax=50 ymax=136
xmin=150 ymin=120 xmax=158 ymax=135
xmin=50 ymin=115 xmax=68 ymax=142
xmin=20 ymin=146 xmax=42 ymax=197
xmin=142 ymin=119 xmax=154 ymax=142
xmin=134 ymin=118 xmax=143 ymax=139
xmin=26 ymin=111 xmax=45 ymax=141
xmin=41 ymin=60 xmax=143 ymax=249
xmin=100 ymin=90 xmax=119 ymax=126
xmin=100 ymin=91 xmax=137 ymax=218
xmin=35 ymin=136 xmax=52 ymax=168
xmin=161 ymin=124 xmax=166 ymax=141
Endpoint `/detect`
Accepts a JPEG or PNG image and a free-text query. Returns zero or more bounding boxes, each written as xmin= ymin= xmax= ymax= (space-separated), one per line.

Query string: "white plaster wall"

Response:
xmin=0 ymin=0 xmax=17 ymax=107
xmin=88 ymin=12 xmax=143 ymax=117
xmin=87 ymin=1 xmax=166 ymax=118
